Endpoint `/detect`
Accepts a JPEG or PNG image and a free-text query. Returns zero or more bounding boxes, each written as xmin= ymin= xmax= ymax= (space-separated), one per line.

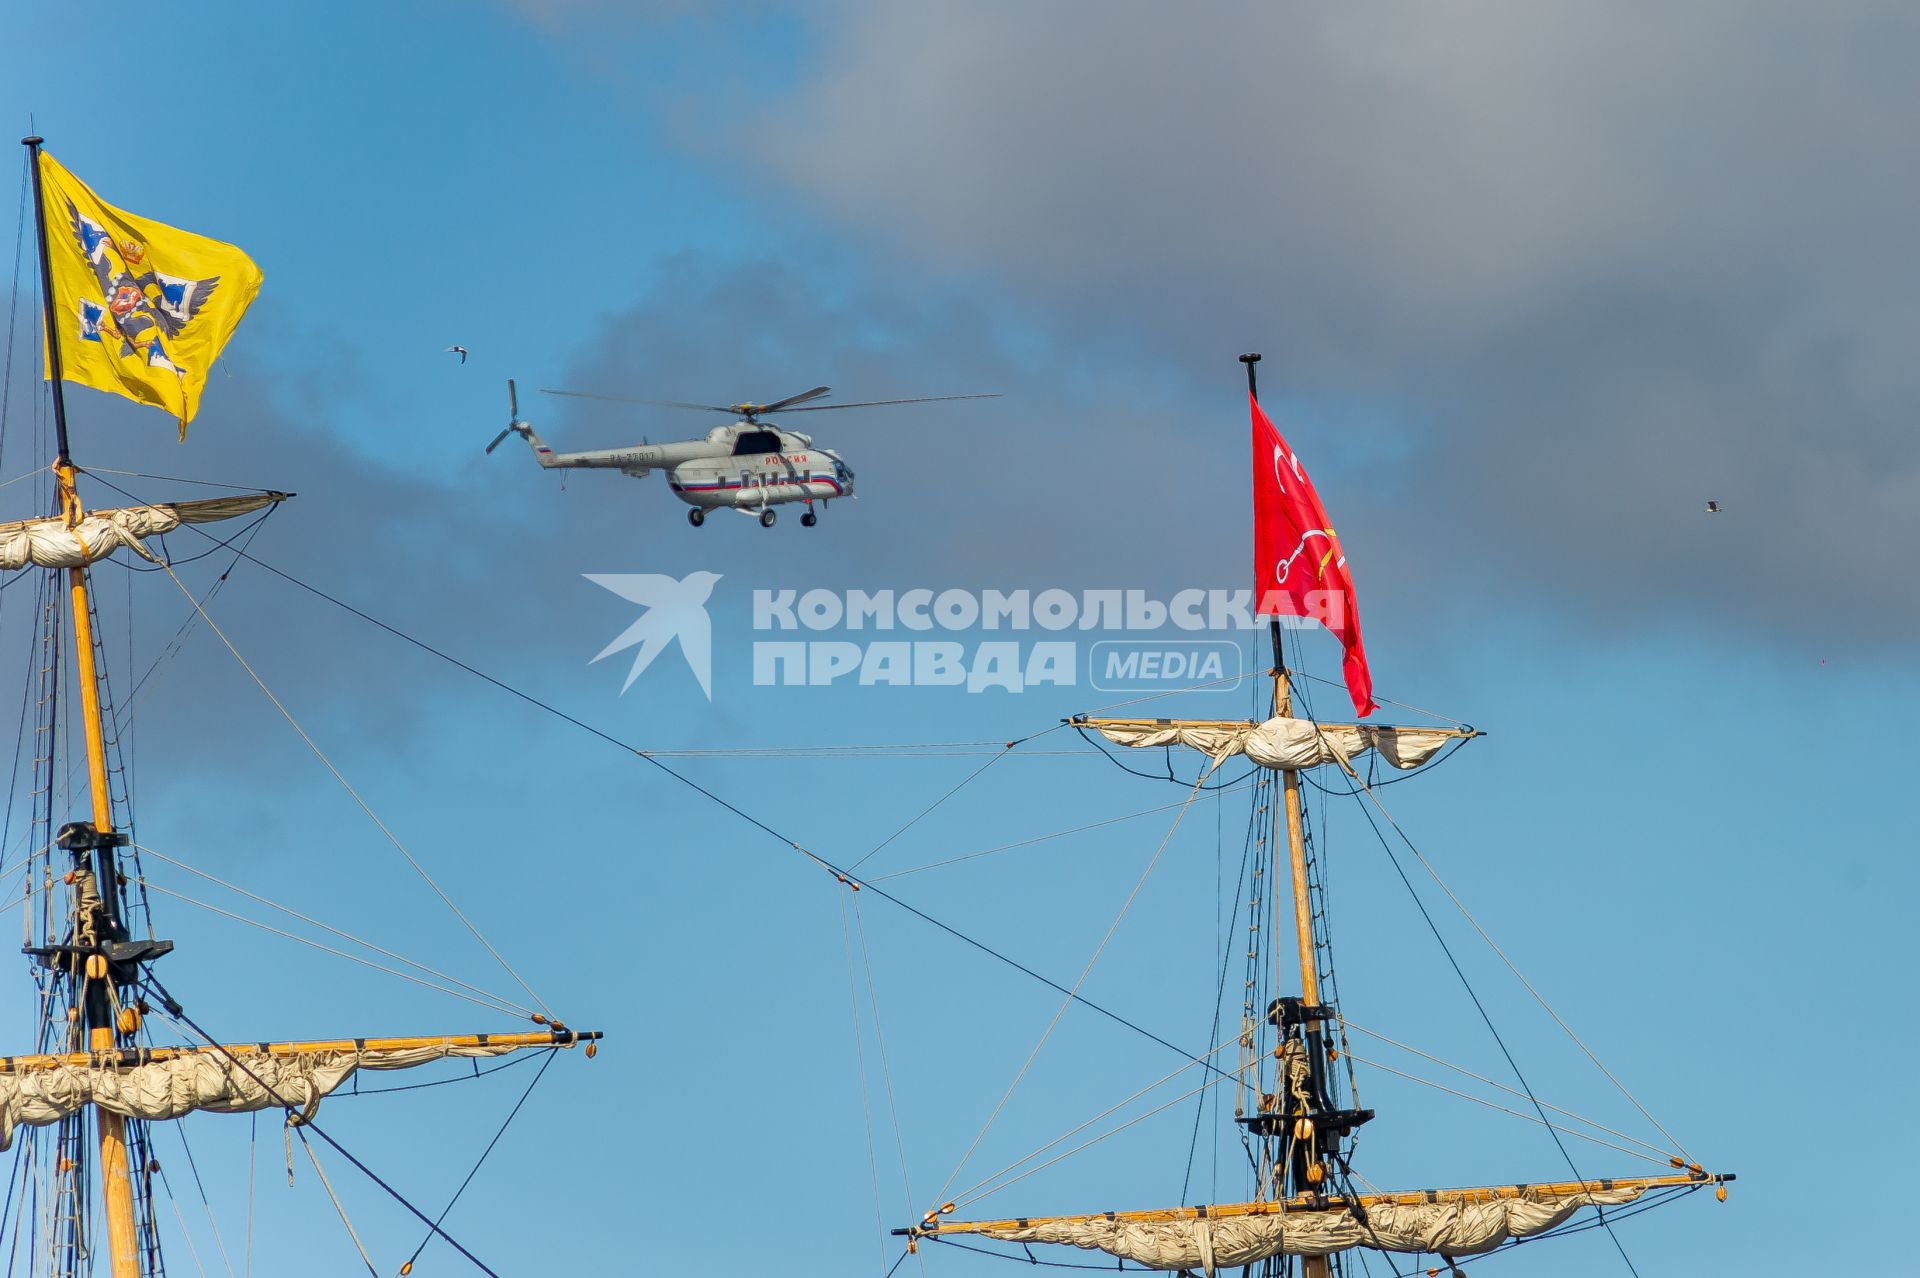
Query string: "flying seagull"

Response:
xmin=445 ymin=345 xmax=469 ymax=364
xmin=1705 ymin=500 xmax=1721 ymax=514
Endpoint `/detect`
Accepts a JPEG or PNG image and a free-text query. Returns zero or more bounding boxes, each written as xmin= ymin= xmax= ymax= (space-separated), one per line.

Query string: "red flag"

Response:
xmin=1250 ymin=393 xmax=1376 ymax=716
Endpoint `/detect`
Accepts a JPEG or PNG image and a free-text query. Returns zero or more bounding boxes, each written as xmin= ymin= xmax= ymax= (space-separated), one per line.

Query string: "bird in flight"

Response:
xmin=446 ymin=345 xmax=469 ymax=364
xmin=1705 ymin=500 xmax=1721 ymax=514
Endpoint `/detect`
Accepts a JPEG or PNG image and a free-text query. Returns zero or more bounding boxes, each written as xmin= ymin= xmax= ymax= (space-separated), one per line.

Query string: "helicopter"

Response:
xmin=486 ymin=380 xmax=998 ymax=527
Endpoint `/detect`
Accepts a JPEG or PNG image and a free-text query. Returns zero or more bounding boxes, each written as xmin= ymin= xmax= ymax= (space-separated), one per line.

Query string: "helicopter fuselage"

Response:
xmin=490 ymin=380 xmax=993 ymax=525
xmin=665 ymin=447 xmax=853 ymax=511
xmin=491 ymin=381 xmax=995 ymax=525
xmin=513 ymin=420 xmax=855 ymax=513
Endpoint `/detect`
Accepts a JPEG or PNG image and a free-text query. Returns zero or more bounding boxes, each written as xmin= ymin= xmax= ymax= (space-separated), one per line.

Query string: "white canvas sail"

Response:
xmin=942 ymin=1183 xmax=1650 ymax=1269
xmin=0 ymin=492 xmax=289 ymax=571
xmin=1089 ymin=715 xmax=1466 ymax=771
xmin=0 ymin=1039 xmax=519 ymax=1150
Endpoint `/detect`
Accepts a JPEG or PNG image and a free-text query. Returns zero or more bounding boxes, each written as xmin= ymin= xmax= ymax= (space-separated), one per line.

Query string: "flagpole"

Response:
xmin=20 ymin=137 xmax=73 ymax=467
xmin=20 ymin=134 xmax=144 ymax=1278
xmin=1241 ymin=354 xmax=1334 ymax=1241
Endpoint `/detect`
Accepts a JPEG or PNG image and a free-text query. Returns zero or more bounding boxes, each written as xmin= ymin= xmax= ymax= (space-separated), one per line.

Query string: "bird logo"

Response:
xmin=584 ymin=571 xmax=722 ymax=698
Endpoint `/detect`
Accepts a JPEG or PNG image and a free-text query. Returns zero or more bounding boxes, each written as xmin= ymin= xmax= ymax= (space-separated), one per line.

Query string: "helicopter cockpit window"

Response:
xmin=731 ymin=430 xmax=784 ymax=456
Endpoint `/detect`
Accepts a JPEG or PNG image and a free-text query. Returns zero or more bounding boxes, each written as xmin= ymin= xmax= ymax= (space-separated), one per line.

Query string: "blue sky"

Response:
xmin=1 ymin=3 xmax=1914 ymax=1274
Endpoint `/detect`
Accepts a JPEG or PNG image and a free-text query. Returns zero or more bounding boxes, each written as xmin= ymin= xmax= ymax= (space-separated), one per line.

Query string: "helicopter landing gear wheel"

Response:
xmin=759 ymin=509 xmax=777 ymax=528
xmin=801 ymin=510 xmax=817 ymax=527
xmin=688 ymin=508 xmax=705 ymax=527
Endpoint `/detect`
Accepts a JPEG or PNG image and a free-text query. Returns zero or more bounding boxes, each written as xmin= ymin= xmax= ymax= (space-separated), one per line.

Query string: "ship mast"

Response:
xmin=24 ymin=133 xmax=150 ymax=1278
xmin=1236 ymin=351 xmax=1313 ymax=1274
xmin=1245 ymin=353 xmax=1338 ymax=1278
xmin=906 ymin=360 xmax=1728 ymax=1271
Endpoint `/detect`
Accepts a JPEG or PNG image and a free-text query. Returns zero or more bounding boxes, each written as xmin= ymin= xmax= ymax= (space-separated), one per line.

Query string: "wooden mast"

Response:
xmin=65 ymin=526 xmax=142 ymax=1278
xmin=1270 ymin=619 xmax=1331 ymax=1278
xmin=23 ymin=134 xmax=143 ymax=1278
xmin=1271 ymin=628 xmax=1318 ymax=1014
xmin=1245 ymin=353 xmax=1331 ymax=1278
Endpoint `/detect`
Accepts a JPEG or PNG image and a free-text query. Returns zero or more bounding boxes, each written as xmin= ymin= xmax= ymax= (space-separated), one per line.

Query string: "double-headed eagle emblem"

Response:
xmin=66 ymin=200 xmax=220 ymax=372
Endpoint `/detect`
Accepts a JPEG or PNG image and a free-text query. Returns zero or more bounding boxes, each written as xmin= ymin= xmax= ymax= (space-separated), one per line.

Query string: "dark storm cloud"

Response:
xmin=535 ymin=251 xmax=1247 ymax=594
xmin=664 ymin=1 xmax=1920 ymax=647
xmin=0 ymin=254 xmax=1226 ymax=783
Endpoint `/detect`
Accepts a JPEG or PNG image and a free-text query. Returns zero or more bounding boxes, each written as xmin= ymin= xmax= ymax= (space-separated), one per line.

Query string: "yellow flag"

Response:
xmin=37 ymin=151 xmax=261 ymax=434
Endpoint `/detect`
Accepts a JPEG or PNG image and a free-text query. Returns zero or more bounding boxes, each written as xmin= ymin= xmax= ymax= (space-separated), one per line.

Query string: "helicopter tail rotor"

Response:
xmin=486 ymin=378 xmax=526 ymax=454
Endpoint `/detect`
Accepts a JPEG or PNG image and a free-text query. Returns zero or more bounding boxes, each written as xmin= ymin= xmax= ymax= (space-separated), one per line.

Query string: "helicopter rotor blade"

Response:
xmin=751 ymin=386 xmax=833 ymax=414
xmin=488 ymin=379 xmax=522 ymax=454
xmin=780 ymin=393 xmax=1002 ymax=413
xmin=540 ymin=388 xmax=738 ymax=413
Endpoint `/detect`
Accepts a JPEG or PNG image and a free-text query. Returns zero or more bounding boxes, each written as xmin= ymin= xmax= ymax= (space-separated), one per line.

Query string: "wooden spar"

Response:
xmin=1077 ymin=717 xmax=1476 ymax=740
xmin=0 ymin=1029 xmax=600 ymax=1075
xmin=1270 ymin=637 xmax=1319 ymax=1013
xmin=910 ymin=1171 xmax=1728 ymax=1237
xmin=1269 ymin=621 xmax=1330 ymax=1278
xmin=27 ymin=123 xmax=139 ymax=1278
xmin=56 ymin=460 xmax=141 ymax=1278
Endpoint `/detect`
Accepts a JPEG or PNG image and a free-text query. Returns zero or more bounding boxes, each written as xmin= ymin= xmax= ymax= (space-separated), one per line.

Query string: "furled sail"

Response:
xmin=0 ymin=1031 xmax=578 ymax=1150
xmin=924 ymin=1180 xmax=1668 ymax=1270
xmin=0 ymin=492 xmax=290 ymax=571
xmin=1083 ymin=715 xmax=1472 ymax=771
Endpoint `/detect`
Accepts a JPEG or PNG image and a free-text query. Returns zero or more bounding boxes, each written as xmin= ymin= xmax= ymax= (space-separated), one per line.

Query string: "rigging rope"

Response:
xmin=296 ymin=1130 xmax=378 ymax=1277
xmin=867 ymin=783 xmax=1254 ymax=883
xmin=1341 ymin=1052 xmax=1675 ymax=1166
xmin=133 ymin=877 xmax=529 ymax=1017
xmin=1 ymin=149 xmax=26 ymax=484
xmin=851 ymin=895 xmax=918 ymax=1235
xmin=1327 ymin=758 xmax=1647 ymax=1278
xmin=136 ymin=844 xmax=529 ymax=1017
xmin=928 ymin=765 xmax=1216 ymax=1215
xmin=848 ymin=743 xmax=1017 ymax=873
xmin=1287 ymin=670 xmax=1475 ymax=729
xmin=139 ymin=972 xmax=507 ymax=1278
xmin=245 ymin=1111 xmax=256 ymax=1278
xmin=172 ymin=1122 xmax=239 ymax=1278
xmin=112 ymin=492 xmax=1675 ymax=1260
xmin=951 ymin=1031 xmax=1245 ymax=1212
xmin=1072 ymin=724 xmax=1255 ymax=790
xmin=155 ymin=560 xmax=555 ymax=1021
xmin=955 ymin=1060 xmax=1250 ymax=1212
xmin=1336 ymin=768 xmax=1696 ymax=1165
xmin=398 ymin=1047 xmax=558 ymax=1275
xmin=1181 ymin=782 xmax=1256 ymax=1204
xmin=155 ymin=1168 xmax=214 ymax=1278
xmin=840 ymin=892 xmax=891 ymax=1276
xmin=110 ymin=524 xmax=1246 ymax=1091
xmin=1340 ymin=1018 xmax=1678 ymax=1162
xmin=337 ymin=1044 xmax=551 ymax=1098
